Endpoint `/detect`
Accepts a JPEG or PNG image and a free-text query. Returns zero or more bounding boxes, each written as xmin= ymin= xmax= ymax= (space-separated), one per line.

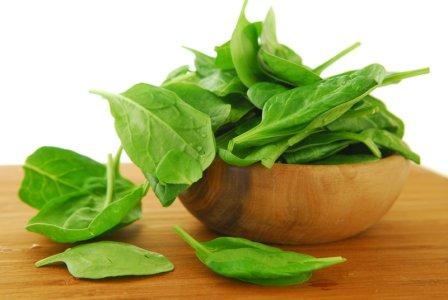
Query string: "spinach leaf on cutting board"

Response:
xmin=173 ymin=226 xmax=345 ymax=286
xmin=26 ymin=151 xmax=148 ymax=243
xmin=36 ymin=241 xmax=174 ymax=279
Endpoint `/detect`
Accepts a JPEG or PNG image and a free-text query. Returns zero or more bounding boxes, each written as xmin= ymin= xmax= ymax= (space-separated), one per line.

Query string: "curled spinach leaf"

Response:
xmin=35 ymin=241 xmax=174 ymax=279
xmin=173 ymin=226 xmax=345 ymax=286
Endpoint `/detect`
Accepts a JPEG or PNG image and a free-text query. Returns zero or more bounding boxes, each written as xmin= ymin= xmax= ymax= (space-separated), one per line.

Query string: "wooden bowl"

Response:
xmin=179 ymin=155 xmax=409 ymax=244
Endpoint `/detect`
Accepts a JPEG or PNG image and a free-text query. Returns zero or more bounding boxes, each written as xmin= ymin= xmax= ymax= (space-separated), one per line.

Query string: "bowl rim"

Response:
xmin=219 ymin=154 xmax=407 ymax=171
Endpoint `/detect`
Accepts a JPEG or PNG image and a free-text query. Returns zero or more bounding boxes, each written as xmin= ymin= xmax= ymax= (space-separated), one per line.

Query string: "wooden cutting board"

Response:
xmin=0 ymin=164 xmax=447 ymax=299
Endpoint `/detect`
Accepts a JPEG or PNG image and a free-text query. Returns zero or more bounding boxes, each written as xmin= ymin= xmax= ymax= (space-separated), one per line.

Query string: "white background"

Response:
xmin=1 ymin=0 xmax=447 ymax=175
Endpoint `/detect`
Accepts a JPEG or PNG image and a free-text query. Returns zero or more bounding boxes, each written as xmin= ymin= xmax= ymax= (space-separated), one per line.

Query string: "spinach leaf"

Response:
xmin=162 ymin=65 xmax=190 ymax=84
xmin=313 ymin=42 xmax=361 ymax=75
xmin=26 ymin=153 xmax=148 ymax=243
xmin=247 ymin=82 xmax=288 ymax=109
xmin=184 ymin=47 xmax=216 ymax=77
xmin=230 ymin=0 xmax=265 ymax=87
xmin=198 ymin=69 xmax=246 ymax=97
xmin=35 ymin=241 xmax=174 ymax=279
xmin=327 ymin=96 xmax=405 ymax=137
xmin=91 ymin=83 xmax=215 ymax=182
xmin=260 ymin=9 xmax=302 ymax=64
xmin=214 ymin=41 xmax=234 ymax=70
xmin=222 ymin=93 xmax=254 ymax=124
xmin=163 ymin=81 xmax=231 ymax=131
xmin=19 ymin=146 xmax=134 ymax=209
xmin=173 ymin=226 xmax=345 ymax=286
xmin=284 ymin=131 xmax=381 ymax=163
xmin=147 ymin=175 xmax=188 ymax=208
xmin=258 ymin=48 xmax=321 ymax=87
xmin=155 ymin=150 xmax=203 ymax=185
xmin=231 ymin=64 xmax=387 ymax=149
xmin=365 ymin=129 xmax=420 ymax=163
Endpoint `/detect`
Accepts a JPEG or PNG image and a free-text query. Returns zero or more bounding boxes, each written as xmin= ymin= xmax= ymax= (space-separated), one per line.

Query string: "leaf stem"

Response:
xmin=35 ymin=253 xmax=65 ymax=267
xmin=105 ymin=154 xmax=115 ymax=207
xmin=383 ymin=67 xmax=430 ymax=85
xmin=113 ymin=146 xmax=123 ymax=176
xmin=314 ymin=42 xmax=361 ymax=75
xmin=172 ymin=226 xmax=212 ymax=256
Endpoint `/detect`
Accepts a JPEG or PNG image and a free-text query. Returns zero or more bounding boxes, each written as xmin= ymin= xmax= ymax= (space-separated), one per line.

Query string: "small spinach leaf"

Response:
xmin=365 ymin=129 xmax=420 ymax=163
xmin=173 ymin=226 xmax=345 ymax=286
xmin=184 ymin=47 xmax=216 ymax=77
xmin=35 ymin=241 xmax=174 ymax=279
xmin=215 ymin=41 xmax=234 ymax=70
xmin=147 ymin=175 xmax=188 ymax=208
xmin=247 ymin=82 xmax=288 ymax=109
xmin=230 ymin=0 xmax=265 ymax=87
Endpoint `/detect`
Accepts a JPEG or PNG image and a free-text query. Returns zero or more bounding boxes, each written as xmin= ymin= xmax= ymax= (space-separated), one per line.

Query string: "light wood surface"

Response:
xmin=180 ymin=156 xmax=410 ymax=244
xmin=0 ymin=164 xmax=447 ymax=299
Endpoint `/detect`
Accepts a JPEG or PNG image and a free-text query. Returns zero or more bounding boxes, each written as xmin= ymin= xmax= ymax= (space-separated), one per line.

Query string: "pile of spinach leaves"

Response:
xmin=18 ymin=0 xmax=428 ymax=285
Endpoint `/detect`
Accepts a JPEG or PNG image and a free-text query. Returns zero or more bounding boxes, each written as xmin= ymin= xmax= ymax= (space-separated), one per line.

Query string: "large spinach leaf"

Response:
xmin=91 ymin=84 xmax=215 ymax=180
xmin=230 ymin=64 xmax=387 ymax=149
xmin=174 ymin=226 xmax=345 ymax=286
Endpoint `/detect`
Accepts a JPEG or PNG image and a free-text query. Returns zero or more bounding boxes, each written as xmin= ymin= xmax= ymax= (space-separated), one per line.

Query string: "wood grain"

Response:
xmin=180 ymin=156 xmax=409 ymax=244
xmin=0 ymin=164 xmax=447 ymax=299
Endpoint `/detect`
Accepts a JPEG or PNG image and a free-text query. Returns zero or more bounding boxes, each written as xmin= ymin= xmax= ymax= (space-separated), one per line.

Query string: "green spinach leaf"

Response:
xmin=247 ymin=82 xmax=288 ymax=109
xmin=91 ymin=83 xmax=215 ymax=182
xmin=163 ymin=81 xmax=231 ymax=131
xmin=231 ymin=64 xmax=387 ymax=149
xmin=173 ymin=226 xmax=345 ymax=286
xmin=230 ymin=0 xmax=265 ymax=87
xmin=35 ymin=241 xmax=174 ymax=279
xmin=26 ymin=153 xmax=148 ymax=243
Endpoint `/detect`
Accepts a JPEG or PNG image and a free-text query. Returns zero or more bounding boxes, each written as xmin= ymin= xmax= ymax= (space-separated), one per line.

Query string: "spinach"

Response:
xmin=26 ymin=152 xmax=148 ymax=243
xmin=284 ymin=131 xmax=381 ymax=164
xmin=35 ymin=241 xmax=174 ymax=279
xmin=184 ymin=47 xmax=216 ymax=77
xmin=147 ymin=175 xmax=188 ymax=208
xmin=260 ymin=9 xmax=302 ymax=65
xmin=247 ymin=82 xmax=288 ymax=109
xmin=327 ymin=96 xmax=405 ymax=137
xmin=230 ymin=64 xmax=387 ymax=149
xmin=214 ymin=41 xmax=234 ymax=70
xmin=257 ymin=9 xmax=320 ymax=86
xmin=91 ymin=83 xmax=215 ymax=206
xmin=20 ymin=146 xmax=120 ymax=209
xmin=163 ymin=65 xmax=190 ymax=84
xmin=365 ymin=129 xmax=420 ymax=163
xmin=173 ymin=226 xmax=345 ymax=286
xmin=230 ymin=0 xmax=265 ymax=87
xmin=163 ymin=81 xmax=231 ymax=131
xmin=198 ymin=70 xmax=246 ymax=97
